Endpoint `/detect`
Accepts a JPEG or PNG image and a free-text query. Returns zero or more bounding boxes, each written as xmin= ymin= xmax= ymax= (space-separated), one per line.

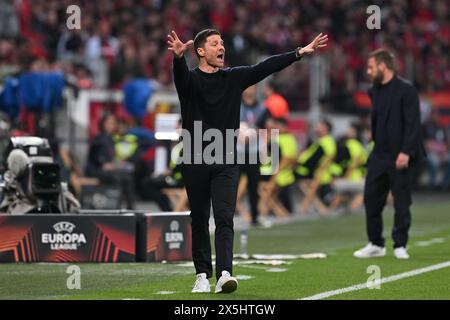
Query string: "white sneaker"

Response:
xmin=192 ymin=273 xmax=211 ymax=293
xmin=353 ymin=243 xmax=386 ymax=258
xmin=215 ymin=271 xmax=238 ymax=294
xmin=394 ymin=247 xmax=410 ymax=259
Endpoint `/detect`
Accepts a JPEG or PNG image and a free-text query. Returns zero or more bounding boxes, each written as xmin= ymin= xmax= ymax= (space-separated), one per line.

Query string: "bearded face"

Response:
xmin=197 ymin=35 xmax=225 ymax=69
xmin=367 ymin=57 xmax=385 ymax=86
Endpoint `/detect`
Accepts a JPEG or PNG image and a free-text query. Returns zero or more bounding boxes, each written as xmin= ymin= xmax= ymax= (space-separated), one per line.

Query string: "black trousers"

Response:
xmin=239 ymin=163 xmax=261 ymax=224
xmin=182 ymin=163 xmax=239 ymax=280
xmin=140 ymin=176 xmax=180 ymax=211
xmin=278 ymin=184 xmax=293 ymax=213
xmin=364 ymin=156 xmax=413 ymax=248
xmin=94 ymin=169 xmax=135 ymax=210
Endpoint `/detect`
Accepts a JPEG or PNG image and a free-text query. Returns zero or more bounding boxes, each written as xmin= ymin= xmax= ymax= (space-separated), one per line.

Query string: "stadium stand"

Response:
xmin=1 ymin=0 xmax=449 ymax=215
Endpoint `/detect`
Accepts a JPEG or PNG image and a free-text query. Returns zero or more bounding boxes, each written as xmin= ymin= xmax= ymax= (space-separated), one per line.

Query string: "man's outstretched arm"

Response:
xmin=233 ymin=33 xmax=328 ymax=89
xmin=167 ymin=30 xmax=194 ymax=94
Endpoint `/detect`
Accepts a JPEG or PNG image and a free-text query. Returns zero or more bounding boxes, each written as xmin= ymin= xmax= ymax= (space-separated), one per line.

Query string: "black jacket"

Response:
xmin=368 ymin=75 xmax=425 ymax=164
xmin=85 ymin=133 xmax=115 ymax=177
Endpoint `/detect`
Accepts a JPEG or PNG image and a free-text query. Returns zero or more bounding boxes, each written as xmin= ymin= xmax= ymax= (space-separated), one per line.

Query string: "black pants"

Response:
xmin=239 ymin=163 xmax=261 ymax=224
xmin=278 ymin=184 xmax=293 ymax=213
xmin=94 ymin=169 xmax=135 ymax=210
xmin=140 ymin=176 xmax=180 ymax=211
xmin=364 ymin=156 xmax=413 ymax=248
xmin=182 ymin=163 xmax=239 ymax=280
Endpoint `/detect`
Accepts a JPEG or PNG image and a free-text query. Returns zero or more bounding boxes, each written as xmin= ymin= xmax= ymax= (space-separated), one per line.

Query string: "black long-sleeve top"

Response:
xmin=173 ymin=51 xmax=302 ymax=163
xmin=85 ymin=133 xmax=115 ymax=177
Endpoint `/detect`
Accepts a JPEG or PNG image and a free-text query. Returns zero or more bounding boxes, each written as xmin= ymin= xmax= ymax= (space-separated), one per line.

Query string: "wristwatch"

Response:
xmin=295 ymin=46 xmax=303 ymax=59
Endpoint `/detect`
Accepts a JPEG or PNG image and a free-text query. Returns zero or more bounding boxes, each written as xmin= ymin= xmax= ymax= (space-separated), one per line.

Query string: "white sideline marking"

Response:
xmin=250 ymin=253 xmax=327 ymax=260
xmin=155 ymin=291 xmax=176 ymax=295
xmin=266 ymin=268 xmax=287 ymax=273
xmin=299 ymin=261 xmax=450 ymax=300
xmin=415 ymin=237 xmax=446 ymax=247
xmin=177 ymin=259 xmax=290 ymax=267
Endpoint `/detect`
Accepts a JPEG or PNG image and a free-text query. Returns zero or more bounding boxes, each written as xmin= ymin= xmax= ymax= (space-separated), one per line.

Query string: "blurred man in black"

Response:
xmin=237 ymin=85 xmax=265 ymax=226
xmin=354 ymin=49 xmax=424 ymax=260
xmin=167 ymin=29 xmax=328 ymax=293
xmin=86 ymin=112 xmax=135 ymax=209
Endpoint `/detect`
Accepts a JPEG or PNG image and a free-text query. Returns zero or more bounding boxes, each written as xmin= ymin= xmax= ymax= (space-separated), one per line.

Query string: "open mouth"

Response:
xmin=217 ymin=53 xmax=224 ymax=61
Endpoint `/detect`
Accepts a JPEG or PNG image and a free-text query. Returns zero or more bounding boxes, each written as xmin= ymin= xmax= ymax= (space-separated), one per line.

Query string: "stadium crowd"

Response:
xmin=0 ymin=0 xmax=450 ymax=217
xmin=0 ymin=0 xmax=449 ymax=106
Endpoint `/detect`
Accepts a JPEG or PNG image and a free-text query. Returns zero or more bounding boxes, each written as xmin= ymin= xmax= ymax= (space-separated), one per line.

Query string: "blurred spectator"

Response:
xmin=113 ymin=116 xmax=155 ymax=195
xmin=330 ymin=123 xmax=367 ymax=211
xmin=110 ymin=46 xmax=146 ymax=87
xmin=0 ymin=0 xmax=447 ymax=95
xmin=295 ymin=119 xmax=337 ymax=205
xmin=85 ymin=19 xmax=119 ymax=66
xmin=114 ymin=117 xmax=139 ymax=163
xmin=73 ymin=63 xmax=94 ymax=89
xmin=334 ymin=123 xmax=367 ymax=182
xmin=0 ymin=0 xmax=20 ymax=38
xmin=85 ymin=19 xmax=119 ymax=87
xmin=57 ymin=29 xmax=89 ymax=63
xmin=237 ymin=85 xmax=265 ymax=225
xmin=262 ymin=116 xmax=298 ymax=214
xmin=86 ymin=112 xmax=117 ymax=178
xmin=85 ymin=112 xmax=135 ymax=209
xmin=261 ymin=80 xmax=289 ymax=121
xmin=140 ymin=141 xmax=184 ymax=211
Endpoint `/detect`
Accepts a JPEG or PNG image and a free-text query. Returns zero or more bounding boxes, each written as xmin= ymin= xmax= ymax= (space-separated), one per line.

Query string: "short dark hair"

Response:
xmin=193 ymin=29 xmax=221 ymax=58
xmin=349 ymin=122 xmax=362 ymax=139
xmin=349 ymin=122 xmax=360 ymax=132
xmin=368 ymin=48 xmax=395 ymax=70
xmin=271 ymin=116 xmax=288 ymax=126
xmin=319 ymin=118 xmax=332 ymax=133
xmin=266 ymin=79 xmax=280 ymax=93
xmin=99 ymin=112 xmax=116 ymax=134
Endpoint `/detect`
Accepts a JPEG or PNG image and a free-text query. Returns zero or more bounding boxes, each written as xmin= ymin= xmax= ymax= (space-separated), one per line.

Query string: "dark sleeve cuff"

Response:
xmin=401 ymin=149 xmax=415 ymax=158
xmin=173 ymin=55 xmax=185 ymax=62
xmin=294 ymin=48 xmax=303 ymax=60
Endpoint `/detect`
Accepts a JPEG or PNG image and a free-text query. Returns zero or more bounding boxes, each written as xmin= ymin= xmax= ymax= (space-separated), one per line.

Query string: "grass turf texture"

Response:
xmin=1 ymin=201 xmax=450 ymax=300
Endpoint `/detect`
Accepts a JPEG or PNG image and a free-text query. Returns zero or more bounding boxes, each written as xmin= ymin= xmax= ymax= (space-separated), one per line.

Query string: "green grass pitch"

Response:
xmin=1 ymin=201 xmax=450 ymax=300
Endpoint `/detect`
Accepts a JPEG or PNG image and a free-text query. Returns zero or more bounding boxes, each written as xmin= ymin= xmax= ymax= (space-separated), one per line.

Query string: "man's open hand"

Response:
xmin=298 ymin=33 xmax=328 ymax=56
xmin=395 ymin=152 xmax=410 ymax=170
xmin=167 ymin=30 xmax=194 ymax=58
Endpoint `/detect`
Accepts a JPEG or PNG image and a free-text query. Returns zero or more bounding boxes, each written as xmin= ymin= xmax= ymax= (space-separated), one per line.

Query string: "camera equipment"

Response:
xmin=0 ymin=137 xmax=80 ymax=214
